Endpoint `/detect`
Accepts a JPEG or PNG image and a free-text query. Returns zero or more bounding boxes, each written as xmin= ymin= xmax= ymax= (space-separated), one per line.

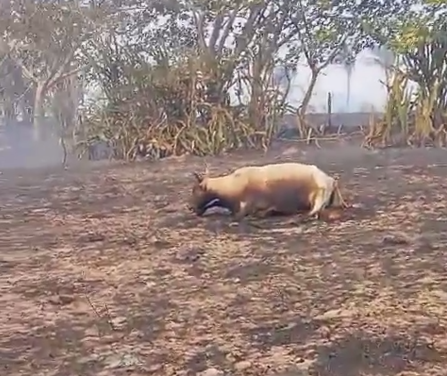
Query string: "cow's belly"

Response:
xmin=262 ymin=187 xmax=311 ymax=214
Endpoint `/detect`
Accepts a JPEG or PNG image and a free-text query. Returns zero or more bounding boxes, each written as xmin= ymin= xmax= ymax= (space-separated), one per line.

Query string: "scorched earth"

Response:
xmin=1 ymin=142 xmax=447 ymax=376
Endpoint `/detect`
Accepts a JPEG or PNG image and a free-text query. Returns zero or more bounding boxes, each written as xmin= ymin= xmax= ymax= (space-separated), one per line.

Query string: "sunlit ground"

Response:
xmin=1 ymin=142 xmax=447 ymax=376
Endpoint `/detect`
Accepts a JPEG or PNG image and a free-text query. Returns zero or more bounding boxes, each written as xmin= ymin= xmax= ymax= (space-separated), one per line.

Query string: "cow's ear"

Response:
xmin=193 ymin=172 xmax=204 ymax=183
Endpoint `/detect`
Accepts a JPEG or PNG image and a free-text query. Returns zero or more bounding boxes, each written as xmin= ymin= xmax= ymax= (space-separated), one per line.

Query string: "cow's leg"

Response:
xmin=231 ymin=201 xmax=250 ymax=221
xmin=309 ymin=175 xmax=341 ymax=219
xmin=254 ymin=206 xmax=276 ymax=219
xmin=314 ymin=185 xmax=337 ymax=220
xmin=230 ymin=200 xmax=258 ymax=228
xmin=321 ymin=183 xmax=335 ymax=209
xmin=308 ymin=188 xmax=327 ymax=218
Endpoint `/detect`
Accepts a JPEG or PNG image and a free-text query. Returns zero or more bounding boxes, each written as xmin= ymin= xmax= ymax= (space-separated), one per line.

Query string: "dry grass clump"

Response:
xmin=364 ymin=23 xmax=447 ymax=148
xmin=77 ymin=57 xmax=277 ymax=161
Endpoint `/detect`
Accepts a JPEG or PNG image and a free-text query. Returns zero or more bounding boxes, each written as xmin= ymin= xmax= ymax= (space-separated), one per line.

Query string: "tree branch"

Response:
xmin=234 ymin=4 xmax=266 ymax=57
xmin=318 ymin=35 xmax=349 ymax=72
xmin=216 ymin=10 xmax=238 ymax=55
xmin=290 ymin=2 xmax=315 ymax=69
xmin=267 ymin=7 xmax=290 ymax=53
xmin=193 ymin=11 xmax=207 ymax=52
xmin=13 ymin=58 xmax=38 ymax=83
xmin=47 ymin=47 xmax=77 ymax=86
xmin=48 ymin=64 xmax=86 ymax=91
xmin=208 ymin=12 xmax=224 ymax=54
xmin=0 ymin=40 xmax=37 ymax=81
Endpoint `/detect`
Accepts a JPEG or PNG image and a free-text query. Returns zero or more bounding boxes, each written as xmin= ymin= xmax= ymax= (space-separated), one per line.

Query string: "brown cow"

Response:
xmin=187 ymin=162 xmax=347 ymax=221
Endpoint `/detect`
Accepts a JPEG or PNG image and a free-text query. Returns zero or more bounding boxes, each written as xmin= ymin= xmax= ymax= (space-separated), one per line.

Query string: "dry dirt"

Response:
xmin=1 ymin=142 xmax=447 ymax=376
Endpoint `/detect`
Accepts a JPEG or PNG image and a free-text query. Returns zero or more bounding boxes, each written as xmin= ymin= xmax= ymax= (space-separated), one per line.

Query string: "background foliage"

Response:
xmin=0 ymin=0 xmax=446 ymax=161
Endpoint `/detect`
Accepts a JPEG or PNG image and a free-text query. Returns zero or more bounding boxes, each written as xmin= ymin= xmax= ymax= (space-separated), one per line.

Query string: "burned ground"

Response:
xmin=1 ymin=142 xmax=447 ymax=376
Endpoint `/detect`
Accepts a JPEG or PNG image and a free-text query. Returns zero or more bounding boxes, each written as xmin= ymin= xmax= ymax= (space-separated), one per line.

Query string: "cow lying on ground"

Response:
xmin=187 ymin=162 xmax=348 ymax=221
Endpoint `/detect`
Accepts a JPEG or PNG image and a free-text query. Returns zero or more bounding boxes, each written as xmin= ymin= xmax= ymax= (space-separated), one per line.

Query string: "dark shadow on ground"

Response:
xmin=311 ymin=330 xmax=445 ymax=376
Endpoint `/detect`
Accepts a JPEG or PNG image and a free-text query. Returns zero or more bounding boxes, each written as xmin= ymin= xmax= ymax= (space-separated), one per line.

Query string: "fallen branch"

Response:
xmin=86 ymin=295 xmax=116 ymax=332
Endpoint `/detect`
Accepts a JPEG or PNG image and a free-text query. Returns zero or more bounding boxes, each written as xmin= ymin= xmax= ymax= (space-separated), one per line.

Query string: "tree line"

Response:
xmin=0 ymin=0 xmax=445 ymax=160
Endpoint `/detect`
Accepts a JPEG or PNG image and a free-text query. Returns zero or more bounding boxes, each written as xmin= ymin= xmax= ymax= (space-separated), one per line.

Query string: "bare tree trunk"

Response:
xmin=17 ymin=81 xmax=35 ymax=125
xmin=0 ymin=58 xmax=16 ymax=124
xmin=33 ymin=82 xmax=46 ymax=141
xmin=297 ymin=70 xmax=318 ymax=137
xmin=65 ymin=75 xmax=79 ymax=131
xmin=52 ymin=77 xmax=79 ymax=158
xmin=249 ymin=61 xmax=263 ymax=128
xmin=10 ymin=62 xmax=26 ymax=122
xmin=3 ymin=98 xmax=15 ymax=121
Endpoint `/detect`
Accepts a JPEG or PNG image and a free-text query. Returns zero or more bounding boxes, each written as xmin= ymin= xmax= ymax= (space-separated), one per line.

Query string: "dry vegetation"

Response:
xmin=1 ymin=1 xmax=446 ymax=163
xmin=1 ymin=143 xmax=447 ymax=376
xmin=363 ymin=20 xmax=447 ymax=149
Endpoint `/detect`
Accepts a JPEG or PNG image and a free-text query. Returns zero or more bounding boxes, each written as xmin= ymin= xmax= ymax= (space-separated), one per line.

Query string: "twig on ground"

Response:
xmin=279 ymin=136 xmax=344 ymax=143
xmin=86 ymin=295 xmax=116 ymax=332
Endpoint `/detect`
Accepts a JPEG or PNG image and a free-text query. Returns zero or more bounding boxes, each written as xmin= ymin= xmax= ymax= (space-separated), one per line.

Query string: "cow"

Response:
xmin=187 ymin=162 xmax=348 ymax=221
